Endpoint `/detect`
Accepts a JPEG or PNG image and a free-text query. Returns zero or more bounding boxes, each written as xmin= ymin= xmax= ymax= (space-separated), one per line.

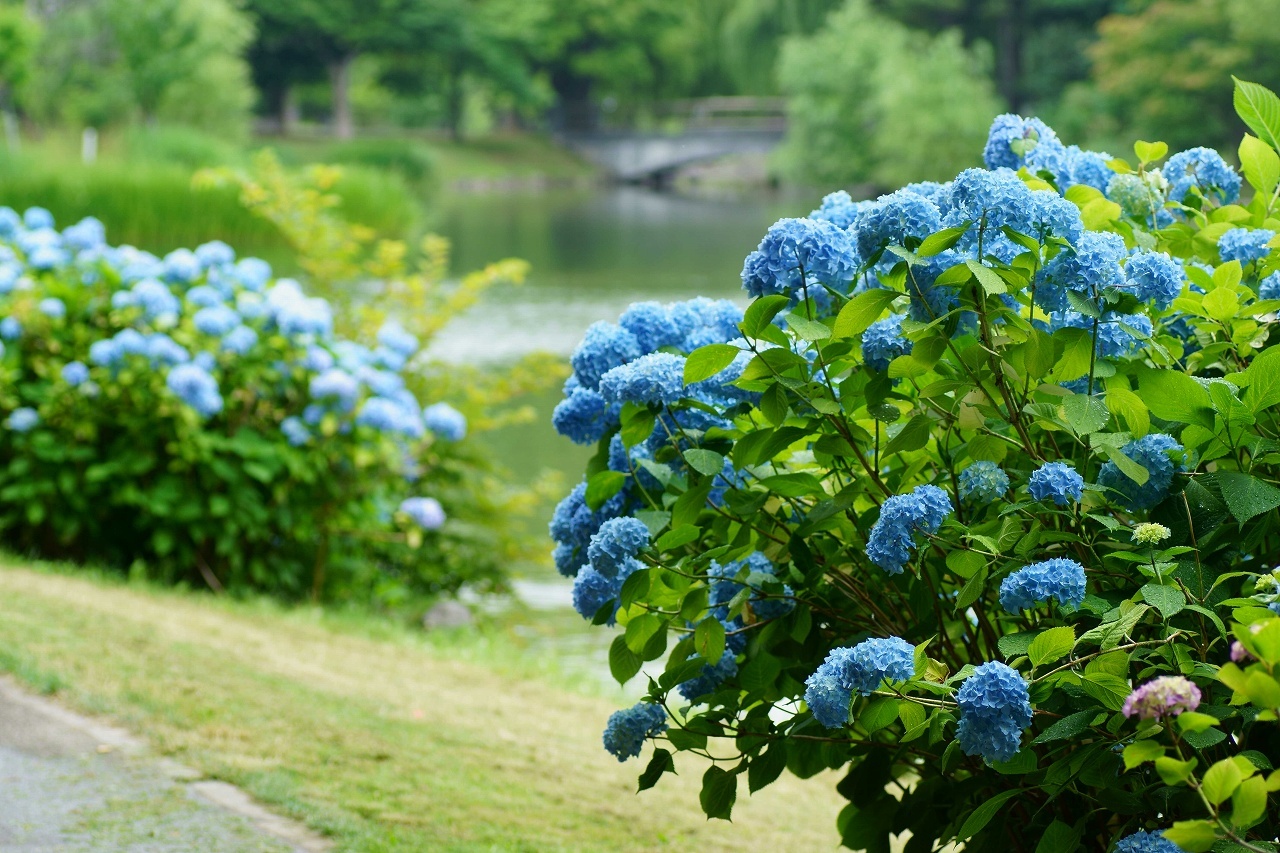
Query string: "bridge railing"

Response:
xmin=551 ymin=97 xmax=788 ymax=136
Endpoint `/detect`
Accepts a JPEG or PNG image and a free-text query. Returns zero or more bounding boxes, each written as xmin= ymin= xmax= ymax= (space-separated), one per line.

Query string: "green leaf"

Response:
xmin=739 ymin=654 xmax=781 ymax=693
xmin=1054 ymin=328 xmax=1094 ymax=382
xmin=1027 ymin=626 xmax=1076 ymax=667
xmin=918 ymin=224 xmax=970 ymax=257
xmin=621 ymin=406 xmax=657 ymax=448
xmin=694 ymin=617 xmax=726 ymax=663
xmin=699 ymin=766 xmax=737 ymax=820
xmin=684 ymin=448 xmax=726 ymax=477
xmin=609 ymin=634 xmax=642 ymax=684
xmin=1065 ymin=288 xmax=1103 ymax=319
xmin=1035 ymin=820 xmax=1082 ymax=853
xmin=786 ymin=314 xmax=831 ymax=341
xmin=656 ymin=526 xmax=700 ymax=551
xmin=1060 ymin=393 xmax=1110 ymax=436
xmin=1137 ymin=368 xmax=1214 ymax=427
xmin=1080 ymin=672 xmax=1132 ymax=711
xmin=624 ymin=613 xmax=663 ymax=654
xmin=1032 ymin=710 xmax=1096 ymax=744
xmin=1123 ymin=739 xmax=1166 ymax=770
xmin=637 ymin=748 xmax=674 ymax=791
xmin=1235 ymin=77 xmax=1280 ymax=153
xmin=585 ymin=470 xmax=628 ymax=510
xmin=748 ymin=744 xmax=788 ymax=793
xmin=1156 ymin=756 xmax=1197 ymax=786
xmin=1216 ymin=472 xmax=1280 ymax=524
xmin=1105 ymin=385 xmax=1149 ymax=437
xmin=966 ymin=259 xmax=1007 ymax=295
xmin=1141 ymin=583 xmax=1187 ymax=619
xmin=1240 ymin=134 xmax=1280 ymax=196
xmin=1162 ymin=819 xmax=1218 ymax=852
xmin=684 ymin=344 xmax=741 ymax=384
xmin=884 ymin=413 xmax=932 ymax=455
xmin=833 ymin=288 xmax=901 ymax=339
xmin=955 ymin=567 xmax=987 ymax=611
xmin=741 ymin=295 xmax=792 ymax=337
xmin=859 ymin=697 xmax=898 ymax=733
xmin=957 ymin=789 xmax=1022 ymax=840
xmin=1107 ymin=450 xmax=1149 ymax=487
xmin=1175 ymin=712 xmax=1220 ymax=735
xmin=1134 ymin=139 xmax=1169 ymax=164
xmin=1024 ymin=327 xmax=1056 ymax=378
xmin=1203 ymin=758 xmax=1244 ymax=805
xmin=1232 ymin=774 xmax=1268 ymax=828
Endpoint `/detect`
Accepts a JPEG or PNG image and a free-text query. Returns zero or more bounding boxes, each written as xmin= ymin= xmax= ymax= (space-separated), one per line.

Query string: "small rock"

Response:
xmin=422 ymin=600 xmax=473 ymax=630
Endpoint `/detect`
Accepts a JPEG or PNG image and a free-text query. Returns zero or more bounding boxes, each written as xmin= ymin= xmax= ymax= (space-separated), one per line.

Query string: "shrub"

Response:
xmin=0 ymin=183 xmax=530 ymax=602
xmin=552 ymin=79 xmax=1280 ymax=850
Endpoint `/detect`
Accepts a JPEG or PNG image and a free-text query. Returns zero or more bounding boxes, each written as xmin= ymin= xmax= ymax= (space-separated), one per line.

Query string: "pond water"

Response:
xmin=425 ymin=186 xmax=805 ymax=520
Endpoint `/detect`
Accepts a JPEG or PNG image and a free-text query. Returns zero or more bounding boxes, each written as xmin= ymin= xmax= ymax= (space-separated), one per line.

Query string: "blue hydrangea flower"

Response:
xmin=999 ymin=558 xmax=1087 ymax=613
xmin=0 ymin=317 xmax=20 ymax=342
xmin=1098 ymin=433 xmax=1185 ymax=511
xmin=1051 ymin=310 xmax=1152 ymax=359
xmin=945 ymin=168 xmax=1036 ymax=240
xmin=163 ymin=248 xmax=201 ymax=283
xmin=742 ymin=217 xmax=860 ymax=297
xmin=904 ymin=251 xmax=963 ymax=323
xmin=221 ymin=325 xmax=258 ymax=355
xmin=400 ymin=497 xmax=445 ymax=530
xmin=1062 ymin=146 xmax=1114 ymax=193
xmin=1261 ymin=271 xmax=1280 ymax=301
xmin=265 ymin=279 xmax=333 ymax=338
xmin=602 ymin=702 xmax=667 ymax=761
xmin=956 ymin=661 xmax=1032 ymax=764
xmin=185 ymin=285 xmax=224 ymax=308
xmin=983 ymin=114 xmax=1060 ymax=172
xmin=572 ymin=565 xmax=617 ymax=621
xmin=862 ymin=314 xmax=912 ymax=371
xmin=310 ymin=368 xmax=360 ymax=412
xmin=1124 ymin=251 xmax=1183 ymax=310
xmin=678 ymin=649 xmax=739 ymax=701
xmin=193 ymin=305 xmax=241 ymax=337
xmin=1028 ymin=190 xmax=1085 ymax=245
xmin=195 ymin=240 xmax=235 ymax=268
xmin=549 ymin=481 xmax=628 ymax=565
xmin=902 ymin=180 xmax=952 ymax=212
xmin=233 ymin=257 xmax=271 ymax=292
xmin=552 ymin=386 xmax=618 ymax=445
xmin=804 ymin=638 xmax=915 ymax=728
xmin=1163 ymin=147 xmax=1241 ymax=205
xmin=707 ymin=552 xmax=793 ymax=621
xmin=1109 ymin=173 xmax=1166 ymax=221
xmin=0 ymin=207 xmax=18 ymax=237
xmin=598 ymin=352 xmax=686 ymax=406
xmin=146 ymin=334 xmax=189 ymax=367
xmin=23 ymin=206 xmax=54 ymax=230
xmin=571 ymin=322 xmax=641 ymax=389
xmin=377 ymin=321 xmax=419 ymax=359
xmin=866 ymin=485 xmax=953 ymax=574
xmin=808 ymin=190 xmax=867 ymax=228
xmin=852 ymin=190 xmax=942 ymax=261
xmin=131 ymin=278 xmax=181 ymax=321
xmin=1028 ymin=461 xmax=1084 ymax=506
xmin=38 ymin=298 xmax=66 ymax=319
xmin=587 ymin=516 xmax=650 ymax=578
xmin=424 ymin=403 xmax=467 ymax=441
xmin=618 ymin=301 xmax=683 ymax=353
xmin=958 ymin=461 xmax=1009 ymax=504
xmin=281 ymin=416 xmax=310 ymax=447
xmin=61 ymin=361 xmax=90 ymax=387
xmin=166 ymin=364 xmax=222 ymax=417
xmin=1115 ymin=830 xmax=1187 ymax=853
xmin=1035 ymin=230 xmax=1128 ymax=313
xmin=1218 ymin=228 xmax=1274 ymax=264
xmin=6 ymin=407 xmax=39 ymax=432
xmin=357 ymin=397 xmax=424 ymax=437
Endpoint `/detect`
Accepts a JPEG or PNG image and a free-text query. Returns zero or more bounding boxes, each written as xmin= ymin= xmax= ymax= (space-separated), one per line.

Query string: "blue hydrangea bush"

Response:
xmin=0 ymin=210 xmax=497 ymax=601
xmin=551 ymin=79 xmax=1280 ymax=851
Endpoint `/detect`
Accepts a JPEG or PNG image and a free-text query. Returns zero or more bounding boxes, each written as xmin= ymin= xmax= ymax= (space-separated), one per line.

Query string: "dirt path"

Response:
xmin=0 ymin=677 xmax=330 ymax=852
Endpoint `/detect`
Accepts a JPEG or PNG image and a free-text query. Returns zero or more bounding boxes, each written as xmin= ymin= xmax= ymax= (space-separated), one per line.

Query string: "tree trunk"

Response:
xmin=329 ymin=54 xmax=355 ymax=140
xmin=996 ymin=0 xmax=1025 ymax=112
xmin=446 ymin=61 xmax=464 ymax=141
xmin=281 ymin=85 xmax=300 ymax=137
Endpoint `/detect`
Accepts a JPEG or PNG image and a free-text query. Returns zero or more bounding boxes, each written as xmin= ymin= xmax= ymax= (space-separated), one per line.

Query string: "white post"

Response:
xmin=81 ymin=127 xmax=98 ymax=164
xmin=2 ymin=112 xmax=18 ymax=152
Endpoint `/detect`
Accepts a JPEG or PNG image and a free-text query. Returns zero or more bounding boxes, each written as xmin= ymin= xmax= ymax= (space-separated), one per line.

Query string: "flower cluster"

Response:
xmin=865 ymin=485 xmax=953 ymax=574
xmin=1027 ymin=461 xmax=1084 ymax=506
xmin=1098 ymin=434 xmax=1185 ymax=511
xmin=958 ymin=461 xmax=1009 ymax=504
xmin=1115 ymin=831 xmax=1187 ymax=853
xmin=1122 ymin=676 xmax=1202 ymax=720
xmin=602 ymin=702 xmax=668 ymax=761
xmin=956 ymin=662 xmax=1033 ymax=764
xmin=999 ymin=558 xmax=1087 ymax=613
xmin=804 ymin=637 xmax=915 ymax=728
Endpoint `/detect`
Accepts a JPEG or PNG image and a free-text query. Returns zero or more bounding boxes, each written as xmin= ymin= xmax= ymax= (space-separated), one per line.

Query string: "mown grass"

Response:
xmin=0 ymin=559 xmax=843 ymax=852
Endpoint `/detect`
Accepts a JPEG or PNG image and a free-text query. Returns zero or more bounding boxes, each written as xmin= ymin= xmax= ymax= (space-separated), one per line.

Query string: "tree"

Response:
xmin=777 ymin=0 xmax=1002 ymax=188
xmin=0 ymin=4 xmax=38 ymax=118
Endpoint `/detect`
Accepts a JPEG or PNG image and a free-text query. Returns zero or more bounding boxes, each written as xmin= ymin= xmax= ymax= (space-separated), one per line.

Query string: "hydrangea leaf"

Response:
xmin=1027 ymin=626 xmax=1076 ymax=667
xmin=683 ymin=448 xmax=725 ymax=477
xmin=741 ymin=294 xmax=792 ymax=337
xmin=1140 ymin=583 xmax=1187 ymax=619
xmin=1060 ymin=393 xmax=1110 ymax=436
xmin=965 ymin=260 xmax=1007 ymax=295
xmin=747 ymin=743 xmax=788 ymax=793
xmin=637 ymin=748 xmax=674 ymax=792
xmin=1216 ymin=471 xmax=1280 ymax=523
xmin=1031 ymin=710 xmax=1097 ymax=745
xmin=609 ymin=634 xmax=643 ymax=684
xmin=1122 ymin=738 xmax=1165 ymax=770
xmin=699 ymin=766 xmax=737 ymax=821
xmin=683 ymin=344 xmax=740 ymax=385
xmin=1234 ymin=77 xmax=1280 ymax=153
xmin=832 ymin=288 xmax=900 ymax=339
xmin=1034 ymin=820 xmax=1083 ymax=853
xmin=1240 ymin=134 xmax=1280 ymax=196
xmin=956 ymin=788 xmax=1022 ymax=841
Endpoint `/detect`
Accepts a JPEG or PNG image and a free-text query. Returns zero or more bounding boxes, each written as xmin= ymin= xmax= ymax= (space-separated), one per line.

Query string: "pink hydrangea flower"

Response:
xmin=1122 ymin=676 xmax=1202 ymax=720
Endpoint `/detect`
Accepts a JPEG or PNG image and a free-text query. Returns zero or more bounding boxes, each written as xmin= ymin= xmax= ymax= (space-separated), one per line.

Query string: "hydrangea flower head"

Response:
xmin=808 ymin=190 xmax=868 ymax=229
xmin=1114 ymin=830 xmax=1187 ymax=853
xmin=958 ymin=461 xmax=1009 ymax=504
xmin=1098 ymin=433 xmax=1184 ymax=510
xmin=982 ymin=114 xmax=1060 ymax=171
xmin=1122 ymin=676 xmax=1201 ymax=720
xmin=23 ymin=206 xmax=54 ymax=230
xmin=61 ymin=361 xmax=90 ymax=387
xmin=195 ymin=240 xmax=235 ymax=269
xmin=741 ymin=217 xmax=859 ymax=298
xmin=6 ymin=407 xmax=39 ymax=432
xmin=1218 ymin=227 xmax=1275 ymax=265
xmin=1028 ymin=190 xmax=1085 ymax=244
xmin=1108 ymin=172 xmax=1167 ymax=220
xmin=400 ymin=497 xmax=445 ymax=530
xmin=861 ymin=314 xmax=912 ymax=372
xmin=37 ymin=297 xmax=66 ymax=319
xmin=281 ymin=416 xmax=310 ymax=447
xmin=1124 ymin=251 xmax=1183 ymax=310
xmin=163 ymin=248 xmax=201 ymax=283
xmin=999 ymin=558 xmax=1087 ymax=613
xmin=853 ymin=190 xmax=941 ymax=261
xmin=618 ymin=301 xmax=683 ymax=353
xmin=804 ymin=637 xmax=916 ymax=727
xmin=1062 ymin=146 xmax=1114 ymax=193
xmin=1028 ymin=461 xmax=1084 ymax=506
xmin=678 ymin=649 xmax=738 ymax=701
xmin=377 ymin=322 xmax=418 ymax=359
xmin=598 ymin=352 xmax=686 ymax=406
xmin=1051 ymin=310 xmax=1151 ymax=359
xmin=131 ymin=278 xmax=180 ymax=321
xmin=0 ymin=316 xmax=20 ymax=341
xmin=1261 ymin=271 xmax=1280 ymax=301
xmin=310 ymin=368 xmax=360 ymax=412
xmin=866 ymin=485 xmax=952 ymax=574
xmin=233 ymin=257 xmax=272 ymax=292
xmin=1163 ymin=147 xmax=1241 ymax=205
xmin=221 ymin=325 xmax=258 ymax=355
xmin=552 ymin=386 xmax=617 ymax=445
xmin=1035 ymin=230 xmax=1127 ymax=313
xmin=571 ymin=321 xmax=641 ymax=390
xmin=956 ymin=661 xmax=1032 ymax=764
xmin=357 ymin=397 xmax=424 ymax=437
xmin=1132 ymin=523 xmax=1171 ymax=545
xmin=602 ymin=702 xmax=667 ymax=761
xmin=424 ymin=403 xmax=467 ymax=441
xmin=587 ymin=516 xmax=650 ymax=578
xmin=165 ymin=363 xmax=222 ymax=418
xmin=185 ymin=285 xmax=224 ymax=308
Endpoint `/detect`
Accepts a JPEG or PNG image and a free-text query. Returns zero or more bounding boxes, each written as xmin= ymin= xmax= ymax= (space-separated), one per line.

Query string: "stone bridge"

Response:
xmin=558 ymin=98 xmax=787 ymax=183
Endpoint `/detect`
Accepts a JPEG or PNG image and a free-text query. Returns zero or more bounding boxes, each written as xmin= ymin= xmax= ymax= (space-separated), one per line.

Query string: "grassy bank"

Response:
xmin=0 ymin=559 xmax=843 ymax=852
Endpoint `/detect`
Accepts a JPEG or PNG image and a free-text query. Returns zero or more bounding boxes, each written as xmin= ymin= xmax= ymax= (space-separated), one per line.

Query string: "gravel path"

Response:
xmin=0 ymin=678 xmax=329 ymax=852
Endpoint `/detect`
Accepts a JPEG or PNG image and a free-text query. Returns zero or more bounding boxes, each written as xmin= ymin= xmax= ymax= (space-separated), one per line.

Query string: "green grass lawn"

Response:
xmin=0 ymin=560 xmax=843 ymax=852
